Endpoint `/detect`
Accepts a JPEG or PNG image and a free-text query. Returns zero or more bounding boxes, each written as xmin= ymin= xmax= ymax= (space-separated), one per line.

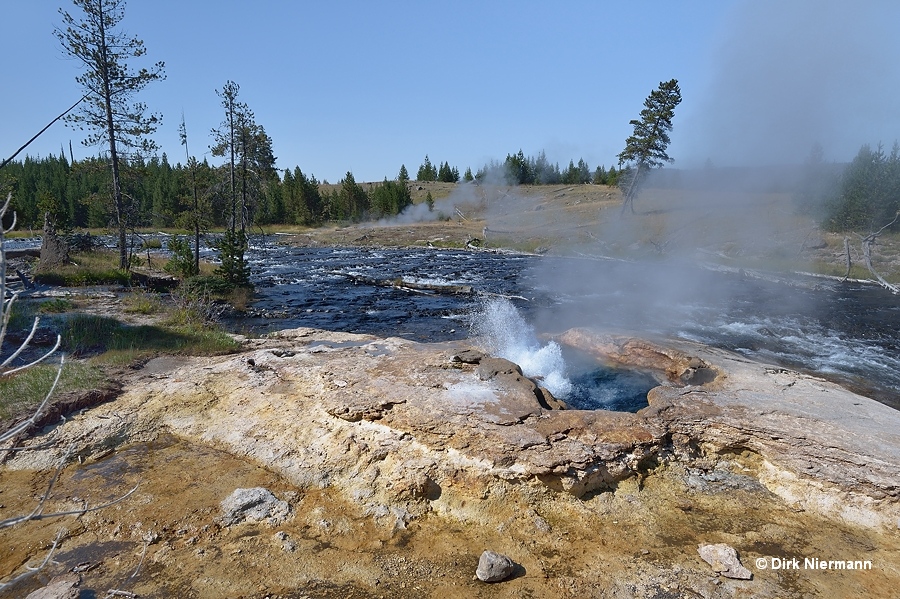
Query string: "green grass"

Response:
xmin=0 ymin=360 xmax=104 ymax=419
xmin=6 ymin=299 xmax=38 ymax=332
xmin=60 ymin=314 xmax=239 ymax=362
xmin=37 ymin=297 xmax=76 ymax=313
xmin=123 ymin=289 xmax=163 ymax=315
xmin=34 ymin=250 xmax=131 ymax=286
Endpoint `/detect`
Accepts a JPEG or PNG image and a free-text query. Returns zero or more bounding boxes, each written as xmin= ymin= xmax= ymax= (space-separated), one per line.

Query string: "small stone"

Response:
xmin=25 ymin=572 xmax=81 ymax=599
xmin=476 ymin=550 xmax=516 ymax=582
xmin=451 ymin=349 xmax=484 ymax=364
xmin=697 ymin=543 xmax=752 ymax=580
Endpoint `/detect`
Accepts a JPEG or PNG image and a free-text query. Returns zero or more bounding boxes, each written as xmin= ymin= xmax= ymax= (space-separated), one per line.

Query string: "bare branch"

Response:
xmin=0 ymin=95 xmax=89 ymax=171
xmin=860 ymin=212 xmax=900 ymax=294
xmin=2 ymin=334 xmax=63 ymax=376
xmin=0 ymin=529 xmax=65 ymax=591
xmin=0 ymin=357 xmax=65 ymax=446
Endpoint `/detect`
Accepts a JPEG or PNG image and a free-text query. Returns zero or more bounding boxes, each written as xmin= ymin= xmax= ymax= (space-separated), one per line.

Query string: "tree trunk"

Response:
xmin=229 ymin=97 xmax=236 ymax=235
xmin=620 ymin=162 xmax=642 ymax=215
xmin=98 ymin=2 xmax=128 ymax=270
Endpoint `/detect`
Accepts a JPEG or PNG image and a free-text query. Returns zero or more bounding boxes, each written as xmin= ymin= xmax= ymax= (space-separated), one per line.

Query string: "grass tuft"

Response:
xmin=60 ymin=314 xmax=239 ymax=362
xmin=0 ymin=361 xmax=104 ymax=419
xmin=37 ymin=298 xmax=76 ymax=313
xmin=35 ymin=250 xmax=131 ymax=286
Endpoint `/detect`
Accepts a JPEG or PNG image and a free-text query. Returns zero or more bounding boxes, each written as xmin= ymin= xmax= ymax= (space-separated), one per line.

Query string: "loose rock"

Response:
xmin=698 ymin=543 xmax=752 ymax=580
xmin=476 ymin=550 xmax=516 ymax=582
xmin=219 ymin=487 xmax=291 ymax=526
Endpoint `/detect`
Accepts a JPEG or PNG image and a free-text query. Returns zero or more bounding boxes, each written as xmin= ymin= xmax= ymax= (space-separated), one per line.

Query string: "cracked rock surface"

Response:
xmin=3 ymin=327 xmax=899 ymax=598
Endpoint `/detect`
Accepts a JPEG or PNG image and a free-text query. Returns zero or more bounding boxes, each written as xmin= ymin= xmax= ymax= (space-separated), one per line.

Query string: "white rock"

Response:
xmin=697 ymin=543 xmax=752 ymax=580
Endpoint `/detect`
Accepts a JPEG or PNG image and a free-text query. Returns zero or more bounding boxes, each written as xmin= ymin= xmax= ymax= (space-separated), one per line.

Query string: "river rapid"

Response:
xmin=7 ymin=234 xmax=896 ymax=409
xmin=239 ymin=239 xmax=900 ymax=410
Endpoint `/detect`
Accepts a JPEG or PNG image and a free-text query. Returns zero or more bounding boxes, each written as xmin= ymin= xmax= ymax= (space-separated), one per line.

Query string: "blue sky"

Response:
xmin=3 ymin=1 xmax=900 ymax=182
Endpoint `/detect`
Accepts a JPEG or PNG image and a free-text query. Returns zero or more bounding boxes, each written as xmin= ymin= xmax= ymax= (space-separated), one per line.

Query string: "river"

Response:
xmin=239 ymin=238 xmax=900 ymax=410
xmin=6 ymin=234 xmax=897 ymax=409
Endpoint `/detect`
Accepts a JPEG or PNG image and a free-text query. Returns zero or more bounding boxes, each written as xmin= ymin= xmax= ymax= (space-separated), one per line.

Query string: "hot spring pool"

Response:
xmin=559 ymin=346 xmax=658 ymax=412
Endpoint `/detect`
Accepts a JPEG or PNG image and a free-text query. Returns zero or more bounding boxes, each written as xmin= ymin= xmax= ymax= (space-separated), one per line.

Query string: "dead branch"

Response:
xmin=104 ymin=590 xmax=139 ymax=598
xmin=0 ymin=529 xmax=66 ymax=591
xmin=0 ymin=356 xmax=64 ymax=451
xmin=860 ymin=212 xmax=900 ymax=294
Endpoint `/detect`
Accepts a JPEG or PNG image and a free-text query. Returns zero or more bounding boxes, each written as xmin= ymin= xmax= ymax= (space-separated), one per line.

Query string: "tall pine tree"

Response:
xmin=617 ymin=79 xmax=681 ymax=214
xmin=55 ymin=0 xmax=165 ymax=269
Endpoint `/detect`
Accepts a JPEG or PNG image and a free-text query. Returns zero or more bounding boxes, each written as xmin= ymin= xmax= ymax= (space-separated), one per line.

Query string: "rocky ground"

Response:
xmin=2 ymin=327 xmax=899 ymax=598
xmin=3 ymin=183 xmax=900 ymax=598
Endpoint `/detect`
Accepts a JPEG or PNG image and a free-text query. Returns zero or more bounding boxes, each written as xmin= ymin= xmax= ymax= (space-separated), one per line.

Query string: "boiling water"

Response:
xmin=471 ymin=297 xmax=657 ymax=411
xmin=470 ymin=297 xmax=572 ymax=397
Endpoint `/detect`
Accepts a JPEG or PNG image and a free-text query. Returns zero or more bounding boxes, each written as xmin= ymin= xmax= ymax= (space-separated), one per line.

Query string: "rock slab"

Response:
xmin=24 ymin=573 xmax=81 ymax=599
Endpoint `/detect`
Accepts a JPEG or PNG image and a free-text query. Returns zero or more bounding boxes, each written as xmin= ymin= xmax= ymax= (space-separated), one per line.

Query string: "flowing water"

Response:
xmin=7 ymin=234 xmax=896 ymax=409
xmin=237 ymin=239 xmax=900 ymax=411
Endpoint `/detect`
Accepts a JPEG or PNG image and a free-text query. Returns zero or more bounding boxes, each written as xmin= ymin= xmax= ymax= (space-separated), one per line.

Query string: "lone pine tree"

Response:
xmin=617 ymin=79 xmax=681 ymax=214
xmin=55 ymin=0 xmax=165 ymax=269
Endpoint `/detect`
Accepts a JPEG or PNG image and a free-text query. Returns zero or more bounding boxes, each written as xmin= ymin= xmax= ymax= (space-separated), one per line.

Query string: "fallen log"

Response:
xmin=336 ymin=272 xmax=473 ymax=295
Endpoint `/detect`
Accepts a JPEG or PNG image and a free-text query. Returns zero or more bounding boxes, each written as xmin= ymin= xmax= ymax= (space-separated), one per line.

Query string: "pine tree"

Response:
xmin=398 ymin=164 xmax=409 ymax=182
xmin=438 ymin=161 xmax=452 ymax=182
xmin=417 ymin=156 xmax=436 ymax=182
xmin=617 ymin=79 xmax=681 ymax=214
xmin=55 ymin=0 xmax=165 ymax=269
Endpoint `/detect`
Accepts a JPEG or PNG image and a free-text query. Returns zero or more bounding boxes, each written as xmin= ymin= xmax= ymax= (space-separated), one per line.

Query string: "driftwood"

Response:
xmin=336 ymin=272 xmax=473 ymax=295
xmin=860 ymin=212 xmax=900 ymax=294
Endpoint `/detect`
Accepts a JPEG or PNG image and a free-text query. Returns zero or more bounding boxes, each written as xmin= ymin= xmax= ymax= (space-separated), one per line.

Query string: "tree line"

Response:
xmin=1 ymin=145 xmax=624 ymax=236
xmin=810 ymin=142 xmax=900 ymax=232
xmin=0 ymin=154 xmax=422 ymax=232
xmin=475 ymin=150 xmax=619 ymax=186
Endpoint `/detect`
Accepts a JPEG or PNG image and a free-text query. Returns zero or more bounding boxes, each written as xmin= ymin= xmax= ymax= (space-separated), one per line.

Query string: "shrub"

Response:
xmin=164 ymin=235 xmax=198 ymax=278
xmin=180 ymin=274 xmax=233 ymax=297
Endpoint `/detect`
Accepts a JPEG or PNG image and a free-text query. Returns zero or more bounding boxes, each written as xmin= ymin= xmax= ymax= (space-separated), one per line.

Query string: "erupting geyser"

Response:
xmin=470 ymin=298 xmax=656 ymax=412
xmin=471 ymin=298 xmax=572 ymax=398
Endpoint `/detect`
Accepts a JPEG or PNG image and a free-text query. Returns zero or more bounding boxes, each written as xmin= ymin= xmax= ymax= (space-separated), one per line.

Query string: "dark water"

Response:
xmin=237 ymin=239 xmax=900 ymax=409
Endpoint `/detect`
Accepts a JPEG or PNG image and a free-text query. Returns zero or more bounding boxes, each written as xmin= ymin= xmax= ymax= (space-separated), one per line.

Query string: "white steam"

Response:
xmin=682 ymin=0 xmax=900 ymax=167
xmin=375 ymin=181 xmax=485 ymax=226
xmin=471 ymin=297 xmax=572 ymax=398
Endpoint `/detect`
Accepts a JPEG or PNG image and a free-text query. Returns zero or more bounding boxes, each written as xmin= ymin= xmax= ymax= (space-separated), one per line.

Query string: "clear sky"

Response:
xmin=3 ymin=0 xmax=900 ymax=183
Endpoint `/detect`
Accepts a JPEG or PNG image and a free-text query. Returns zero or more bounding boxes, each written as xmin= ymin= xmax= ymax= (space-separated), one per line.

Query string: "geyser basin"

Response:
xmin=560 ymin=346 xmax=657 ymax=412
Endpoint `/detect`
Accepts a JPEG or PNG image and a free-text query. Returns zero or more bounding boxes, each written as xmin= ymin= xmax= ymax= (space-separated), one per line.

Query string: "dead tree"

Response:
xmin=839 ymin=211 xmax=900 ymax=294
xmin=860 ymin=212 xmax=900 ymax=294
xmin=0 ymin=194 xmax=137 ymax=591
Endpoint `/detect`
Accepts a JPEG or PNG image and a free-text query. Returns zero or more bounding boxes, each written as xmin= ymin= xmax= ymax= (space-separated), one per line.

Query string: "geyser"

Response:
xmin=470 ymin=297 xmax=572 ymax=398
xmin=470 ymin=298 xmax=655 ymax=412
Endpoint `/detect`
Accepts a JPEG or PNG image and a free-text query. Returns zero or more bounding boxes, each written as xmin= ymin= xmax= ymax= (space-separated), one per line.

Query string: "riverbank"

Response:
xmin=279 ymin=182 xmax=900 ymax=287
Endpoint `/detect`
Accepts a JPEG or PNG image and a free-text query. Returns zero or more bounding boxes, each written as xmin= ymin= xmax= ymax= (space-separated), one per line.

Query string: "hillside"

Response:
xmin=291 ymin=182 xmax=900 ymax=286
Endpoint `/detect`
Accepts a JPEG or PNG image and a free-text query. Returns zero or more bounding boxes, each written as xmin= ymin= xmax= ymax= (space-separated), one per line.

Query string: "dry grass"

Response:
xmin=276 ymin=182 xmax=900 ymax=283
